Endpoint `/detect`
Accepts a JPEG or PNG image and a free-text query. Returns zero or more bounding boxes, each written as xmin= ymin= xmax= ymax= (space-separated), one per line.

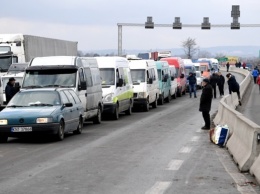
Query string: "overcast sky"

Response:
xmin=1 ymin=0 xmax=260 ymax=52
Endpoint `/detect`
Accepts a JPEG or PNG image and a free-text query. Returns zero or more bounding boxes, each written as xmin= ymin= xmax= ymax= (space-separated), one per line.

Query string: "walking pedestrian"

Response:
xmin=235 ymin=61 xmax=238 ymax=68
xmin=238 ymin=61 xmax=242 ymax=68
xmin=5 ymin=77 xmax=17 ymax=104
xmin=187 ymin=72 xmax=197 ymax=98
xmin=242 ymin=62 xmax=246 ymax=69
xmin=252 ymin=68 xmax=259 ymax=84
xmin=209 ymin=73 xmax=219 ymax=99
xmin=257 ymin=74 xmax=260 ymax=93
xmin=226 ymin=73 xmax=242 ymax=106
xmin=199 ymin=78 xmax=213 ymax=130
xmin=217 ymin=72 xmax=225 ymax=97
xmin=226 ymin=62 xmax=230 ymax=72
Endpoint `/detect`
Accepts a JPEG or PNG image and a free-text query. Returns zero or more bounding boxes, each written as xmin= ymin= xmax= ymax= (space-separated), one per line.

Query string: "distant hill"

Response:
xmin=84 ymin=46 xmax=260 ymax=58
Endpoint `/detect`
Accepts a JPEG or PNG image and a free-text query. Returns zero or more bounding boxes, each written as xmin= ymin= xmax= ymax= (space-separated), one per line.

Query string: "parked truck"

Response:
xmin=0 ymin=34 xmax=78 ymax=107
xmin=0 ymin=34 xmax=78 ymax=74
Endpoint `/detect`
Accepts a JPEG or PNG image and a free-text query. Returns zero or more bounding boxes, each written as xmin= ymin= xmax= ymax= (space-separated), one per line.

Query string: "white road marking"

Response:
xmin=166 ymin=160 xmax=183 ymax=171
xmin=179 ymin=146 xmax=192 ymax=153
xmin=145 ymin=181 xmax=172 ymax=194
xmin=191 ymin=136 xmax=200 ymax=142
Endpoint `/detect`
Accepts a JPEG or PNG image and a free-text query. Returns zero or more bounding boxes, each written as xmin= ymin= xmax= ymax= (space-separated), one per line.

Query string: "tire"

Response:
xmin=158 ymin=94 xmax=164 ymax=105
xmin=0 ymin=134 xmax=8 ymax=143
xmin=152 ymin=97 xmax=158 ymax=108
xmin=143 ymin=99 xmax=150 ymax=112
xmin=74 ymin=117 xmax=83 ymax=134
xmin=56 ymin=121 xmax=65 ymax=141
xmin=172 ymin=91 xmax=177 ymax=99
xmin=177 ymin=88 xmax=182 ymax=97
xmin=93 ymin=106 xmax=102 ymax=124
xmin=113 ymin=104 xmax=119 ymax=120
xmin=125 ymin=100 xmax=132 ymax=115
xmin=166 ymin=92 xmax=171 ymax=103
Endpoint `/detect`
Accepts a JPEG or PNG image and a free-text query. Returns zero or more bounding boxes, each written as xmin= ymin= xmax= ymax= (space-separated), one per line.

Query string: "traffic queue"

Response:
xmin=0 ymin=56 xmax=212 ymax=143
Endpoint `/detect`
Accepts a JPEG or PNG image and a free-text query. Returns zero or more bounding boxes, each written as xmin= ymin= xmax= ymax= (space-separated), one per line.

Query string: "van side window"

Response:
xmin=68 ymin=90 xmax=81 ymax=104
xmin=116 ymin=68 xmax=120 ymax=84
xmin=60 ymin=91 xmax=70 ymax=104
xmin=64 ymin=90 xmax=76 ymax=104
xmin=84 ymin=68 xmax=93 ymax=87
xmin=79 ymin=68 xmax=85 ymax=83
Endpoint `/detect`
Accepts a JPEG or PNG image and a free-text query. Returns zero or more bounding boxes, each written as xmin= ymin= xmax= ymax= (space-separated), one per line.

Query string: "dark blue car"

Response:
xmin=0 ymin=88 xmax=85 ymax=142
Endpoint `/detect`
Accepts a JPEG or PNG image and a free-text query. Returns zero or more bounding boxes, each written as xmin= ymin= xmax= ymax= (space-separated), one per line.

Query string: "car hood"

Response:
xmin=0 ymin=107 xmax=59 ymax=118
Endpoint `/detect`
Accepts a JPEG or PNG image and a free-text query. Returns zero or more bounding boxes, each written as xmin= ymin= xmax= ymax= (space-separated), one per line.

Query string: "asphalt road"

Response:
xmin=0 ymin=72 xmax=259 ymax=194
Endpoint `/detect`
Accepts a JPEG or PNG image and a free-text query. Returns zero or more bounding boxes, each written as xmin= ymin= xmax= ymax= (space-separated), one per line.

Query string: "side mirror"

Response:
xmin=64 ymin=102 xmax=73 ymax=107
xmin=171 ymin=76 xmax=175 ymax=81
xmin=148 ymin=78 xmax=153 ymax=84
xmin=117 ymin=78 xmax=124 ymax=87
xmin=78 ymin=81 xmax=87 ymax=91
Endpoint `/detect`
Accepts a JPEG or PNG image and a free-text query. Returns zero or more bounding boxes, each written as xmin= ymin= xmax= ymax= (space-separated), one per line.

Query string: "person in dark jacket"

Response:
xmin=226 ymin=62 xmax=230 ymax=72
xmin=5 ymin=77 xmax=17 ymax=103
xmin=217 ymin=72 xmax=225 ymax=97
xmin=209 ymin=73 xmax=219 ymax=99
xmin=187 ymin=72 xmax=197 ymax=98
xmin=226 ymin=73 xmax=242 ymax=106
xmin=199 ymin=78 xmax=213 ymax=130
xmin=238 ymin=61 xmax=241 ymax=68
xmin=252 ymin=68 xmax=259 ymax=84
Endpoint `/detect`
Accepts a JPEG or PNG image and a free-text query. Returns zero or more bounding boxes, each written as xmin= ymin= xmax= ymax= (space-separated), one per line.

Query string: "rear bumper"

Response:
xmin=0 ymin=123 xmax=60 ymax=137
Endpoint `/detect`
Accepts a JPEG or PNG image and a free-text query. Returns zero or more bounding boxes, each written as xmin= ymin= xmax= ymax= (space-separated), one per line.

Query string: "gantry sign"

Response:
xmin=117 ymin=5 xmax=260 ymax=56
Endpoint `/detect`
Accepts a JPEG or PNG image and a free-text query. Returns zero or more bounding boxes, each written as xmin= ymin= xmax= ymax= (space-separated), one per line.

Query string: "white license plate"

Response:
xmin=11 ymin=127 xmax=32 ymax=132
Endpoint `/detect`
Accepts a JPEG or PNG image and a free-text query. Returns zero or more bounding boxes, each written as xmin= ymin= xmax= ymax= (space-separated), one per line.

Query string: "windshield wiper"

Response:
xmin=43 ymin=85 xmax=72 ymax=88
xmin=7 ymin=105 xmax=28 ymax=108
xmin=29 ymin=103 xmax=53 ymax=107
xmin=23 ymin=85 xmax=43 ymax=88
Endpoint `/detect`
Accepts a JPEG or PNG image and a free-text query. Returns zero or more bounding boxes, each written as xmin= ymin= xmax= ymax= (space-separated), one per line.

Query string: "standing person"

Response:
xmin=242 ymin=62 xmax=246 ymax=69
xmin=209 ymin=73 xmax=219 ymax=99
xmin=5 ymin=77 xmax=17 ymax=103
xmin=217 ymin=72 xmax=225 ymax=97
xmin=187 ymin=72 xmax=197 ymax=98
xmin=238 ymin=61 xmax=242 ymax=68
xmin=199 ymin=79 xmax=213 ymax=130
xmin=257 ymin=74 xmax=260 ymax=93
xmin=226 ymin=62 xmax=230 ymax=72
xmin=235 ymin=61 xmax=238 ymax=68
xmin=252 ymin=68 xmax=259 ymax=84
xmin=226 ymin=73 xmax=242 ymax=106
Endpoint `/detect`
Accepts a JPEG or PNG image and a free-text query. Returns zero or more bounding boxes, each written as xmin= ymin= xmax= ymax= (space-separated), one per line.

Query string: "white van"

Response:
xmin=128 ymin=59 xmax=159 ymax=111
xmin=168 ymin=66 xmax=178 ymax=99
xmin=22 ymin=56 xmax=103 ymax=124
xmin=96 ymin=57 xmax=133 ymax=120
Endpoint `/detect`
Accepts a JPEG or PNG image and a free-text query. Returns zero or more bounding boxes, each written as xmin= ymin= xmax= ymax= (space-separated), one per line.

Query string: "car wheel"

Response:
xmin=0 ymin=134 xmax=8 ymax=143
xmin=113 ymin=104 xmax=119 ymax=120
xmin=152 ymin=97 xmax=158 ymax=108
xmin=125 ymin=100 xmax=132 ymax=115
xmin=93 ymin=106 xmax=102 ymax=124
xmin=166 ymin=92 xmax=171 ymax=103
xmin=172 ymin=91 xmax=177 ymax=99
xmin=74 ymin=117 xmax=83 ymax=134
xmin=143 ymin=99 xmax=149 ymax=112
xmin=177 ymin=88 xmax=182 ymax=97
xmin=56 ymin=121 xmax=65 ymax=141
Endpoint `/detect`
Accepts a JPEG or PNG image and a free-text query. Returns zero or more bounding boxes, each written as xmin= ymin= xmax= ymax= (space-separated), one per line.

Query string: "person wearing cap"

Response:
xmin=5 ymin=77 xmax=17 ymax=103
xmin=199 ymin=78 xmax=213 ymax=130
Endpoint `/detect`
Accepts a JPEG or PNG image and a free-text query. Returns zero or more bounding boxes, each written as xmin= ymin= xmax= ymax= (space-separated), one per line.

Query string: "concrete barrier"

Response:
xmin=214 ymin=67 xmax=260 ymax=172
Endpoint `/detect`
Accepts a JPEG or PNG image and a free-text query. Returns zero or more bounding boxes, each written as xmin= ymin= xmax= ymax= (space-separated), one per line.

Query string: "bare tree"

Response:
xmin=214 ymin=52 xmax=226 ymax=59
xmin=198 ymin=50 xmax=212 ymax=58
xmin=181 ymin=37 xmax=198 ymax=59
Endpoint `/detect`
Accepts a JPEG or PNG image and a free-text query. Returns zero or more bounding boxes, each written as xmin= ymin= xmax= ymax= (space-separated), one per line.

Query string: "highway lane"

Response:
xmin=0 ymin=72 xmax=258 ymax=194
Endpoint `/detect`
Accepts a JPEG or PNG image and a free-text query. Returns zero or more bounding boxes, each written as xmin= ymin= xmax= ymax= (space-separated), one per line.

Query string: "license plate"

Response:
xmin=11 ymin=127 xmax=32 ymax=132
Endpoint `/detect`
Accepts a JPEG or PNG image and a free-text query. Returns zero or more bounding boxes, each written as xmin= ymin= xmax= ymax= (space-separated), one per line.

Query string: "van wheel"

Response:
xmin=0 ymin=134 xmax=8 ymax=143
xmin=158 ymin=94 xmax=164 ymax=105
xmin=166 ymin=92 xmax=171 ymax=103
xmin=113 ymin=105 xmax=119 ymax=120
xmin=152 ymin=97 xmax=158 ymax=108
xmin=172 ymin=91 xmax=177 ymax=99
xmin=182 ymin=87 xmax=186 ymax=95
xmin=177 ymin=88 xmax=182 ymax=97
xmin=143 ymin=99 xmax=150 ymax=112
xmin=93 ymin=106 xmax=102 ymax=124
xmin=74 ymin=117 xmax=83 ymax=134
xmin=125 ymin=100 xmax=132 ymax=115
xmin=56 ymin=121 xmax=65 ymax=141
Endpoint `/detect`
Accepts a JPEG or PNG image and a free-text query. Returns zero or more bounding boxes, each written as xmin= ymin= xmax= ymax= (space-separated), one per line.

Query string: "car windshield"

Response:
xmin=8 ymin=63 xmax=28 ymax=74
xmin=199 ymin=66 xmax=207 ymax=71
xmin=100 ymin=68 xmax=115 ymax=85
xmin=195 ymin=66 xmax=199 ymax=71
xmin=8 ymin=91 xmax=61 ymax=107
xmin=23 ymin=69 xmax=77 ymax=88
xmin=184 ymin=68 xmax=192 ymax=76
xmin=131 ymin=69 xmax=145 ymax=83
xmin=0 ymin=56 xmax=12 ymax=72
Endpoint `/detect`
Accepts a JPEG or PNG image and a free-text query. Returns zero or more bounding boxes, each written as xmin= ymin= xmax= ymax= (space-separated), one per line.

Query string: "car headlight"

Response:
xmin=0 ymin=119 xmax=8 ymax=125
xmin=103 ymin=93 xmax=114 ymax=103
xmin=137 ymin=92 xmax=146 ymax=98
xmin=36 ymin=118 xmax=53 ymax=123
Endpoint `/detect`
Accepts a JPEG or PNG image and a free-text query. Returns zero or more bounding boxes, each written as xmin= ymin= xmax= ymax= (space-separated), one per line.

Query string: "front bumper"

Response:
xmin=102 ymin=103 xmax=117 ymax=114
xmin=133 ymin=98 xmax=147 ymax=106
